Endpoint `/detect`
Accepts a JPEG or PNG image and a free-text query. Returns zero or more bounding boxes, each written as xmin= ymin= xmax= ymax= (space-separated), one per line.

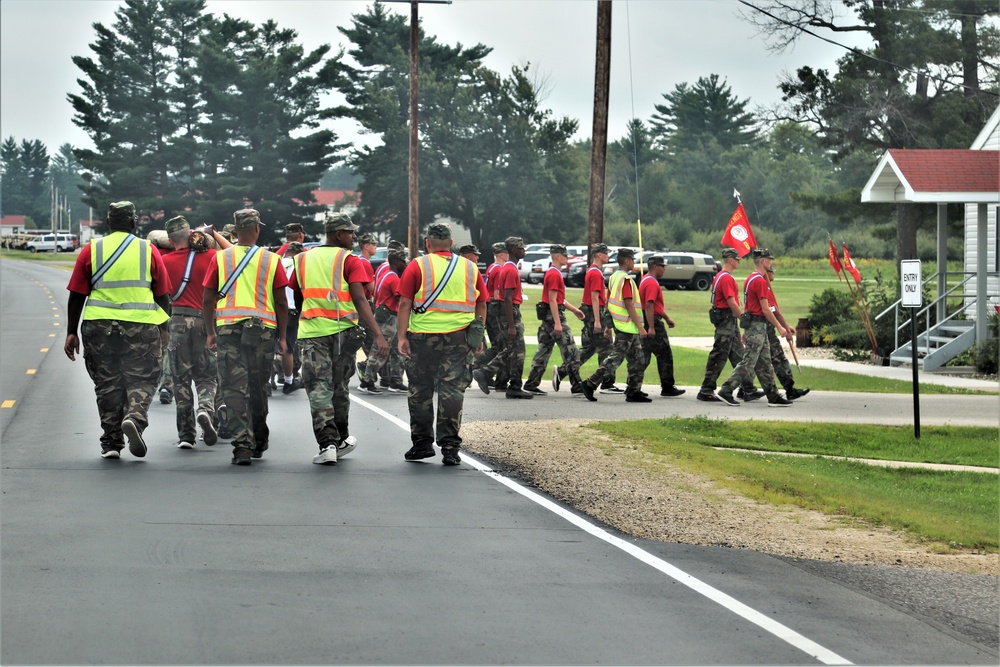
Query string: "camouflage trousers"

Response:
xmin=564 ymin=305 xmax=616 ymax=389
xmin=721 ymin=318 xmax=778 ymax=398
xmin=158 ymin=342 xmax=173 ymax=393
xmin=767 ymin=326 xmax=796 ymax=391
xmin=700 ymin=314 xmax=754 ymax=394
xmin=479 ymin=305 xmax=526 ymax=390
xmin=586 ymin=328 xmax=645 ymax=396
xmin=363 ymin=305 xmax=403 ymax=385
xmin=641 ymin=317 xmax=675 ymax=388
xmin=81 ymin=320 xmax=162 ymax=450
xmin=300 ymin=332 xmax=356 ymax=449
xmin=167 ymin=314 xmax=218 ymax=442
xmin=525 ymin=308 xmax=581 ymax=390
xmin=405 ymin=330 xmax=473 ymax=451
xmin=474 ymin=302 xmax=509 ymax=388
xmin=217 ymin=321 xmax=275 ymax=453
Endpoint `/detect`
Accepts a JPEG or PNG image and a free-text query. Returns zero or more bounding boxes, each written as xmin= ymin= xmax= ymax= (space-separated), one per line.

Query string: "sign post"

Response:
xmin=900 ymin=260 xmax=922 ymax=439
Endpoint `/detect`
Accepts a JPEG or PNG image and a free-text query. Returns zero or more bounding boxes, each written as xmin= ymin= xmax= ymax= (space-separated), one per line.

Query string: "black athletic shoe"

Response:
xmin=404 ymin=445 xmax=436 ymax=461
xmin=524 ymin=386 xmax=547 ymax=396
xmin=716 ymin=389 xmax=740 ymax=407
xmin=660 ymin=386 xmax=686 ymax=397
xmin=737 ymin=388 xmax=765 ymax=402
xmin=582 ymin=382 xmax=597 ymax=402
xmin=696 ymin=392 xmax=720 ymax=402
xmin=505 ymin=388 xmax=535 ymax=399
xmin=472 ymin=369 xmax=490 ymax=395
xmin=768 ymin=395 xmax=793 ymax=407
xmin=442 ymin=449 xmax=462 ymax=466
xmin=625 ymin=394 xmax=652 ymax=403
xmin=231 ymin=447 xmax=252 ymax=465
xmin=786 ymin=387 xmax=811 ymax=400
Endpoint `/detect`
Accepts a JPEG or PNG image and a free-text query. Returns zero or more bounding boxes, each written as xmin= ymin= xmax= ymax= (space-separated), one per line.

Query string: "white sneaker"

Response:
xmin=197 ymin=410 xmax=218 ymax=446
xmin=599 ymin=385 xmax=625 ymax=394
xmin=100 ymin=449 xmax=121 ymax=459
xmin=337 ymin=435 xmax=357 ymax=457
xmin=176 ymin=441 xmax=195 ymax=449
xmin=312 ymin=446 xmax=338 ymax=465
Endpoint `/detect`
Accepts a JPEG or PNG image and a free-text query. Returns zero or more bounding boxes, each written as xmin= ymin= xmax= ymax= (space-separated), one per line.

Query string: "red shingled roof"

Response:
xmin=888 ymin=149 xmax=999 ymax=193
xmin=313 ymin=189 xmax=357 ymax=206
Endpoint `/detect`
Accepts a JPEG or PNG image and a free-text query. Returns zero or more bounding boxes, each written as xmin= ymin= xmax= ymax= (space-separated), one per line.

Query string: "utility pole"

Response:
xmin=387 ymin=0 xmax=451 ymax=259
xmin=588 ymin=1 xmax=612 ymax=250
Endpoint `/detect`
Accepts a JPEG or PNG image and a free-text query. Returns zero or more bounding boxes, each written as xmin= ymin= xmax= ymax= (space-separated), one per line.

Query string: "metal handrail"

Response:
xmin=873 ymin=271 xmax=977 ymax=352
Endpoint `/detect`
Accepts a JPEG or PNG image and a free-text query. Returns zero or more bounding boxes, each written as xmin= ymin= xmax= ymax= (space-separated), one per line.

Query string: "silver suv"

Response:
xmin=657 ymin=252 xmax=720 ymax=290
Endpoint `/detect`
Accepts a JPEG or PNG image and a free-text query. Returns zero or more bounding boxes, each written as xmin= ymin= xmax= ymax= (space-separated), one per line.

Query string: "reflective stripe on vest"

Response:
xmin=607 ymin=270 xmax=639 ymax=334
xmin=409 ymin=254 xmax=477 ymax=334
xmin=214 ymin=245 xmax=278 ymax=328
xmin=295 ymin=246 xmax=357 ymax=338
xmin=84 ymin=232 xmax=167 ymax=324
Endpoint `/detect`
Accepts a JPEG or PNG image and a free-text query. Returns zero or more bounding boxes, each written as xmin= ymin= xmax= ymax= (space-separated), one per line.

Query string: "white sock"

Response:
xmin=284 ymin=375 xmax=294 ymax=383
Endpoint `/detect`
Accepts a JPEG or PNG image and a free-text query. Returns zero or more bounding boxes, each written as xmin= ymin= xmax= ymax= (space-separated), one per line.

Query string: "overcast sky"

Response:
xmin=1 ymin=0 xmax=872 ymax=154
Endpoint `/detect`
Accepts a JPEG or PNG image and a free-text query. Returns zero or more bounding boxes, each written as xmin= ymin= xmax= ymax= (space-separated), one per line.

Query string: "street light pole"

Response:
xmin=588 ymin=1 xmax=612 ymax=252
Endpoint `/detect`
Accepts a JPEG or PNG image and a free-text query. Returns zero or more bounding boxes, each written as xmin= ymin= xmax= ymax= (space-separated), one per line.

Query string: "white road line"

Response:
xmin=350 ymin=393 xmax=853 ymax=666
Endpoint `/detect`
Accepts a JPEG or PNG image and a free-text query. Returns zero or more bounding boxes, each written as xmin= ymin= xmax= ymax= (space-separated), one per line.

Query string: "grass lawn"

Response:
xmin=586 ymin=417 xmax=999 ymax=549
xmin=1 ymin=249 xmax=80 ymax=262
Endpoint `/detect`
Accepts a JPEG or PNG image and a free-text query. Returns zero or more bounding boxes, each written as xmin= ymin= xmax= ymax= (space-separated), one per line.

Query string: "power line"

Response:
xmin=736 ymin=0 xmax=999 ymax=98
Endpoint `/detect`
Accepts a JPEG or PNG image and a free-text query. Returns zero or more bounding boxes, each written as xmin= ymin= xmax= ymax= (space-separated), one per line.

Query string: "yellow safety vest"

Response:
xmin=214 ymin=245 xmax=279 ymax=328
xmin=295 ymin=246 xmax=358 ymax=339
xmin=408 ymin=253 xmax=479 ymax=334
xmin=607 ymin=270 xmax=639 ymax=334
xmin=84 ymin=231 xmax=168 ymax=324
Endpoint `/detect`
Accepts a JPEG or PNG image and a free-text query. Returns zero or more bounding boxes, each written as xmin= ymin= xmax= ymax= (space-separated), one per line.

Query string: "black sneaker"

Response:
xmin=582 ymin=382 xmax=597 ymax=402
xmin=252 ymin=443 xmax=268 ymax=459
xmin=737 ymin=388 xmax=765 ymax=402
xmin=505 ymin=388 xmax=534 ymax=399
xmin=716 ymin=389 xmax=740 ymax=407
xmin=625 ymin=393 xmax=652 ymax=403
xmin=159 ymin=388 xmax=172 ymax=404
xmin=121 ymin=418 xmax=147 ymax=458
xmin=472 ymin=369 xmax=491 ymax=395
xmin=442 ymin=449 xmax=462 ymax=466
xmin=379 ymin=378 xmax=390 ymax=388
xmin=404 ymin=445 xmax=436 ymax=461
xmin=524 ymin=386 xmax=547 ymax=396
xmin=231 ymin=447 xmax=252 ymax=465
xmin=358 ymin=381 xmax=383 ymax=395
xmin=551 ymin=366 xmax=562 ymax=392
xmin=768 ymin=395 xmax=793 ymax=407
xmin=387 ymin=382 xmax=408 ymax=393
xmin=282 ymin=378 xmax=301 ymax=395
xmin=696 ymin=392 xmax=720 ymax=402
xmin=599 ymin=385 xmax=624 ymax=394
xmin=786 ymin=387 xmax=811 ymax=400
xmin=197 ymin=410 xmax=218 ymax=446
xmin=660 ymin=386 xmax=686 ymax=397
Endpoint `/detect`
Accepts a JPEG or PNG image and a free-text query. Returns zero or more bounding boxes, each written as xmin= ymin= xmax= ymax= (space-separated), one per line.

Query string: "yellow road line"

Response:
xmin=1 ymin=400 xmax=14 ymax=408
xmin=26 ymin=369 xmax=36 ymax=375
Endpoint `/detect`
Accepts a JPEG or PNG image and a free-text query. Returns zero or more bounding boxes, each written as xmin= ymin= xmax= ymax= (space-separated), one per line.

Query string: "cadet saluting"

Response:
xmin=64 ymin=201 xmax=172 ymax=459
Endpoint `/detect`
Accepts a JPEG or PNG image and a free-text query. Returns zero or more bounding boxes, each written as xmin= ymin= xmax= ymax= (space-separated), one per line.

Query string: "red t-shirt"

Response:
xmin=541 ymin=266 xmax=566 ymax=305
xmin=397 ymin=252 xmax=488 ymax=304
xmin=375 ymin=261 xmax=393 ymax=286
xmin=161 ymin=247 xmax=217 ymax=310
xmin=496 ymin=261 xmax=522 ymax=305
xmin=743 ymin=272 xmax=773 ymax=317
xmin=582 ymin=265 xmax=608 ymax=307
xmin=276 ymin=242 xmax=290 ymax=257
xmin=711 ymin=271 xmax=739 ymax=309
xmin=360 ymin=256 xmax=376 ymax=298
xmin=287 ymin=249 xmax=370 ymax=304
xmin=639 ymin=274 xmax=664 ymax=317
xmin=202 ymin=247 xmax=289 ymax=294
xmin=484 ymin=262 xmax=502 ymax=302
xmin=66 ymin=236 xmax=171 ymax=298
xmin=375 ymin=271 xmax=401 ymax=313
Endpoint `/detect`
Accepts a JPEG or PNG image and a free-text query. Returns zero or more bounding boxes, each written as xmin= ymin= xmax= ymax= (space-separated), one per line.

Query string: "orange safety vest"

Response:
xmin=409 ymin=253 xmax=478 ymax=334
xmin=295 ymin=246 xmax=358 ymax=338
xmin=214 ymin=245 xmax=279 ymax=328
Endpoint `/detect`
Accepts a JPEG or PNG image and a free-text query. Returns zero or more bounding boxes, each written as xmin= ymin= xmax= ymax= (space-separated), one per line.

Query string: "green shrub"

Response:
xmin=974 ymin=339 xmax=998 ymax=375
xmin=808 ymin=288 xmax=857 ymax=332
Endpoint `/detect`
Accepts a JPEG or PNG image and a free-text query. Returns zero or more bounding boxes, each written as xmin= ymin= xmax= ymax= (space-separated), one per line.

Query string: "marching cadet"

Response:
xmin=473 ymin=241 xmax=509 ymax=390
xmin=161 ymin=216 xmax=218 ymax=448
xmin=524 ymin=244 xmax=584 ymax=395
xmin=397 ymin=222 xmax=487 ymax=466
xmin=360 ymin=248 xmax=409 ymax=394
xmin=638 ymin=256 xmax=685 ymax=397
xmin=276 ymin=222 xmax=304 ymax=256
xmin=64 ymin=201 xmax=172 ymax=459
xmin=715 ymin=248 xmax=792 ymax=407
xmin=203 ymin=209 xmax=289 ymax=465
xmin=580 ymin=248 xmax=649 ymax=402
xmin=291 ymin=213 xmax=388 ymax=464
xmin=697 ymin=248 xmax=762 ymax=402
xmin=764 ymin=267 xmax=811 ymax=400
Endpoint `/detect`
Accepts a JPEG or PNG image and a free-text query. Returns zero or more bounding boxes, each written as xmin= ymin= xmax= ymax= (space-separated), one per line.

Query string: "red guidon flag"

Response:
xmin=721 ymin=203 xmax=757 ymax=257
xmin=828 ymin=239 xmax=843 ymax=281
xmin=842 ymin=243 xmax=862 ymax=284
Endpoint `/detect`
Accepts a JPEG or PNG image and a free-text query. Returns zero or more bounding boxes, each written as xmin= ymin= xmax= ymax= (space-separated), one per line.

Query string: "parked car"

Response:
xmin=27 ymin=233 xmax=78 ymax=253
xmin=517 ymin=251 xmax=551 ymax=281
xmin=656 ymin=252 xmax=720 ymax=290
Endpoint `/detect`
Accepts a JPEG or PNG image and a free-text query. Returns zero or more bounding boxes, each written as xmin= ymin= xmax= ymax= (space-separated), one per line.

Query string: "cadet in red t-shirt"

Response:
xmin=473 ymin=241 xmax=511 ymax=390
xmin=638 ymin=255 xmax=685 ymax=397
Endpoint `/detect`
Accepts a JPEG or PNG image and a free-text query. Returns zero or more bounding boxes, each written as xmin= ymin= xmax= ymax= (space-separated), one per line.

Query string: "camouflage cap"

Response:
xmin=387 ymin=239 xmax=405 ymax=250
xmin=616 ymin=247 xmax=635 ymax=259
xmin=491 ymin=242 xmax=507 ymax=254
xmin=427 ymin=222 xmax=452 ymax=239
xmin=325 ymin=212 xmax=358 ymax=233
xmin=590 ymin=242 xmax=610 ymax=255
xmin=504 ymin=236 xmax=525 ymax=250
xmin=233 ymin=208 xmax=263 ymax=228
xmin=223 ymin=223 xmax=236 ymax=234
xmin=647 ymin=254 xmax=666 ymax=267
xmin=107 ymin=201 xmax=137 ymax=226
xmin=387 ymin=248 xmax=408 ymax=262
xmin=285 ymin=222 xmax=303 ymax=234
xmin=721 ymin=247 xmax=740 ymax=260
xmin=357 ymin=233 xmax=377 ymax=246
xmin=549 ymin=243 xmax=568 ymax=255
xmin=751 ymin=247 xmax=774 ymax=260
xmin=165 ymin=215 xmax=190 ymax=234
xmin=285 ymin=241 xmax=305 ymax=255
xmin=458 ymin=244 xmax=480 ymax=256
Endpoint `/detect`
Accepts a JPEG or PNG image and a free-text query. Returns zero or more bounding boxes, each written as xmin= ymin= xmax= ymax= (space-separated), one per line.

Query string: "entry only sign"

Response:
xmin=901 ymin=260 xmax=922 ymax=308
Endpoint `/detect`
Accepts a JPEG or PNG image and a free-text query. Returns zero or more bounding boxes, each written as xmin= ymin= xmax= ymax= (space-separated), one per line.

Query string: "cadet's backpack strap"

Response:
xmin=218 ymin=245 xmax=260 ymax=299
xmin=170 ymin=250 xmax=198 ymax=302
xmin=413 ymin=253 xmax=460 ymax=314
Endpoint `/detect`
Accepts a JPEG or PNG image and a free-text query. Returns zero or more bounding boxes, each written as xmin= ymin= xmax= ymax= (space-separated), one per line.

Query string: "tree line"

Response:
xmin=1 ymin=0 xmax=996 ymax=256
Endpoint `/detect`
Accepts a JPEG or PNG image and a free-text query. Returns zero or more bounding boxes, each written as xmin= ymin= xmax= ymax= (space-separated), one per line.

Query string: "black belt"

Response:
xmin=172 ymin=306 xmax=202 ymax=318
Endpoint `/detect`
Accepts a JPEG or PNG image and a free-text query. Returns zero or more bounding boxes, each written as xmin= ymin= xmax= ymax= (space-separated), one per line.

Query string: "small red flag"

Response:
xmin=842 ymin=243 xmax=862 ymax=285
xmin=721 ymin=203 xmax=757 ymax=257
xmin=828 ymin=239 xmax=843 ymax=281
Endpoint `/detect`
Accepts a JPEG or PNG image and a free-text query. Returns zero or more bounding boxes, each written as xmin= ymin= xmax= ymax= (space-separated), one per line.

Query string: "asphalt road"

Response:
xmin=1 ymin=258 xmax=996 ymax=665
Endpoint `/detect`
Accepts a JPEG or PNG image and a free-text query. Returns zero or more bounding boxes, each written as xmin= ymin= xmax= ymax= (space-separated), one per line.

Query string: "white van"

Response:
xmin=27 ymin=233 xmax=79 ymax=253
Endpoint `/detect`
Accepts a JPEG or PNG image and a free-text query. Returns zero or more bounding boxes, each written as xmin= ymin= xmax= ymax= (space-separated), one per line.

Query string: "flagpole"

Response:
xmin=763 ymin=268 xmax=801 ymax=373
xmin=842 ymin=240 xmax=879 ymax=350
xmin=839 ymin=244 xmax=879 ymax=353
